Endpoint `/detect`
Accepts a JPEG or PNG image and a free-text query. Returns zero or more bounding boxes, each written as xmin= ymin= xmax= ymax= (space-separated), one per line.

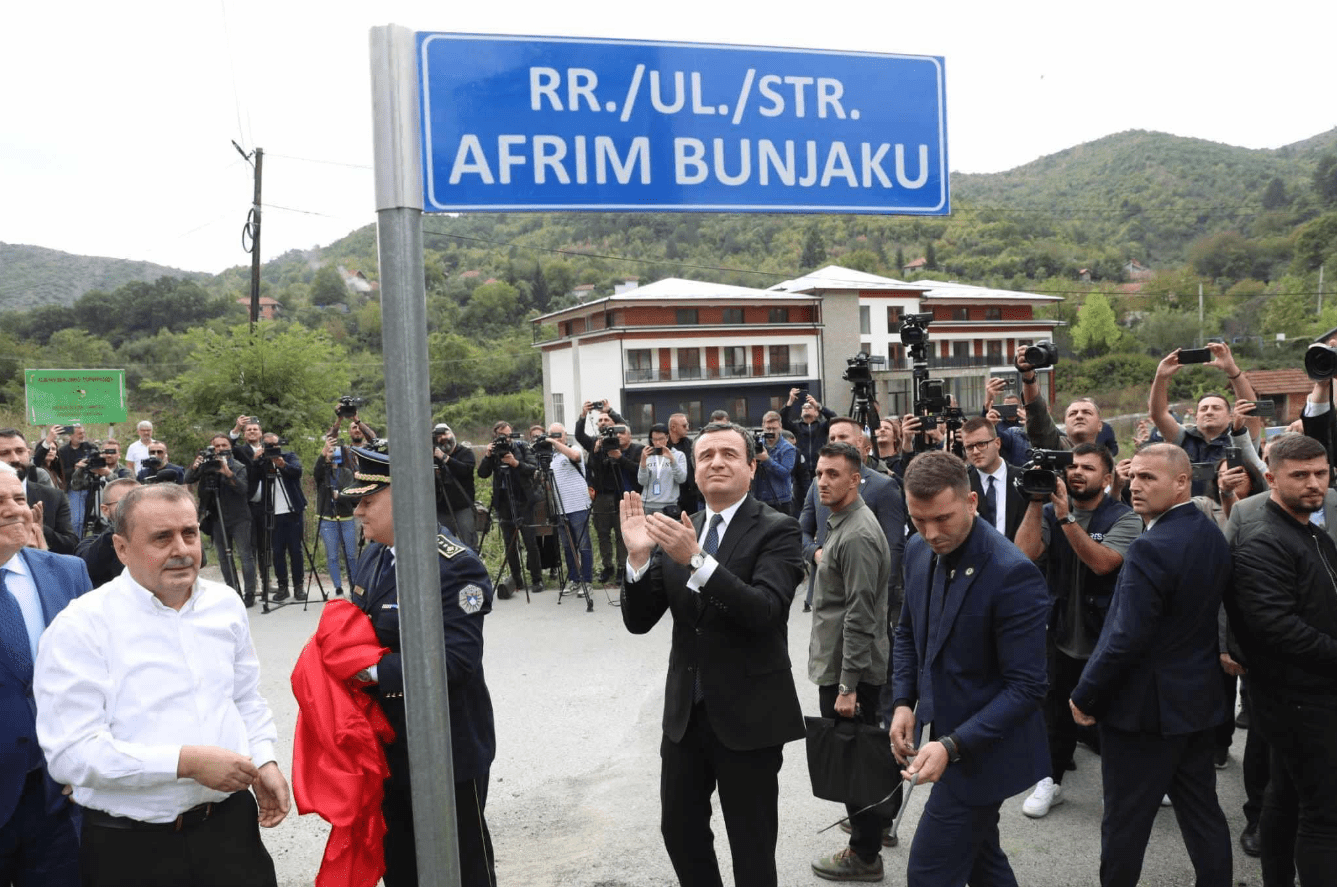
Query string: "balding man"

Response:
xmin=1070 ymin=443 xmax=1232 ymax=887
xmin=35 ymin=483 xmax=290 ymax=887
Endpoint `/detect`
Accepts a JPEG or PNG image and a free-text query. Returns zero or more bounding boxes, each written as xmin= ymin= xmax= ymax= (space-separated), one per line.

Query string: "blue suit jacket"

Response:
xmin=1071 ymin=503 xmax=1228 ymax=734
xmin=893 ymin=519 xmax=1050 ymax=805
xmin=0 ymin=549 xmax=93 ymax=825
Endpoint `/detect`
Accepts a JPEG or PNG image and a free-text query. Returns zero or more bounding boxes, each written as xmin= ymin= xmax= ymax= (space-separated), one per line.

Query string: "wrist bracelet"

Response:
xmin=1022 ymin=374 xmax=1037 ymax=384
xmin=1227 ymin=370 xmax=1242 ymax=379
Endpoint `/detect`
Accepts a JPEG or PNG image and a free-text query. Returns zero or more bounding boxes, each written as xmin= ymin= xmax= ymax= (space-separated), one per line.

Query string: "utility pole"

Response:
xmin=234 ymin=141 xmax=263 ymax=330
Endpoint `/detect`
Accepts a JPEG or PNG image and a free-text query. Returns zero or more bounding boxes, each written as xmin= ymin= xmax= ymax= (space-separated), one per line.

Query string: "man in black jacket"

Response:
xmin=433 ymin=423 xmax=478 ymax=550
xmin=781 ymin=386 xmax=837 ymax=500
xmin=575 ymin=402 xmax=643 ymax=584
xmin=478 ymin=420 xmax=543 ymax=596
xmin=1228 ymin=432 xmax=1337 ymax=886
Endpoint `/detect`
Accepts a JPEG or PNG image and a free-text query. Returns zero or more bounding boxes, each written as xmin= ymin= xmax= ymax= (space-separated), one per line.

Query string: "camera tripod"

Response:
xmin=484 ymin=463 xmax=544 ymax=604
xmin=540 ymin=458 xmax=595 ymax=613
xmin=197 ymin=470 xmax=241 ymax=603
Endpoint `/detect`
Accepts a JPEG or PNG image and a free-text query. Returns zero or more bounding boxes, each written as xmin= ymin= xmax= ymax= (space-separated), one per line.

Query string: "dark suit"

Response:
xmin=969 ymin=464 xmax=1025 ymax=541
xmin=351 ymin=532 xmax=496 ymax=887
xmin=1 ymin=548 xmax=92 ymax=887
xmin=24 ymin=479 xmax=78 ymax=555
xmin=622 ymin=494 xmax=805 ymax=887
xmin=1071 ymin=503 xmax=1232 ymax=887
xmin=893 ymin=519 xmax=1049 ymax=886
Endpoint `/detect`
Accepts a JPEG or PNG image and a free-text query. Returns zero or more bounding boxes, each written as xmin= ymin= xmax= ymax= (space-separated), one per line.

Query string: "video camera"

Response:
xmin=262 ymin=440 xmax=285 ymax=459
xmin=141 ymin=456 xmax=164 ymax=474
xmin=898 ymin=311 xmax=935 ymax=348
xmin=336 ymin=395 xmax=365 ymax=419
xmin=1017 ymin=448 xmax=1075 ymax=499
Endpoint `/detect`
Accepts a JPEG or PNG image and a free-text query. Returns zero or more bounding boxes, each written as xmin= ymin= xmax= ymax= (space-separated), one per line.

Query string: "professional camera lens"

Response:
xmin=1305 ymin=343 xmax=1337 ymax=380
xmin=1023 ymin=341 xmax=1059 ymax=370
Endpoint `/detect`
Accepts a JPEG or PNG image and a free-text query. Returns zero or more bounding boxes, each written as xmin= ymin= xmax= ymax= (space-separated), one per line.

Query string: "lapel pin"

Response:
xmin=965 ymin=567 xmax=974 ymax=576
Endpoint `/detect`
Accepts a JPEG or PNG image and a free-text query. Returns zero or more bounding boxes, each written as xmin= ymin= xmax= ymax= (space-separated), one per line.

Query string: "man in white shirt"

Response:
xmin=124 ymin=420 xmax=154 ymax=476
xmin=34 ymin=482 xmax=290 ymax=887
xmin=545 ymin=423 xmax=594 ymax=601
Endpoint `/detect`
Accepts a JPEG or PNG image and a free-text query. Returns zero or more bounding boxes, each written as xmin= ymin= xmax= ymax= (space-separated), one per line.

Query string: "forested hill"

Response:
xmin=0 ymin=242 xmax=204 ymax=310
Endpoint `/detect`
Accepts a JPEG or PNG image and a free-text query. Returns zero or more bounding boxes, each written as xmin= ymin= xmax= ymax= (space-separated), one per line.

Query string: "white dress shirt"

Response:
xmin=977 ymin=461 xmax=1009 ymax=537
xmin=34 ymin=572 xmax=278 ymax=822
xmin=625 ymin=493 xmax=747 ymax=591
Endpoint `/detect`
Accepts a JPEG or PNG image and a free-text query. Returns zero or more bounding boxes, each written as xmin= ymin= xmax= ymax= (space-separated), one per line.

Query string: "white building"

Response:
xmin=532 ymin=266 xmax=1064 ymax=431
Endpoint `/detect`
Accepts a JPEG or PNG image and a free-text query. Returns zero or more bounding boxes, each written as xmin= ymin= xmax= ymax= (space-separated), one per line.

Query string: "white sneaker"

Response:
xmin=1022 ymin=777 xmax=1064 ymax=818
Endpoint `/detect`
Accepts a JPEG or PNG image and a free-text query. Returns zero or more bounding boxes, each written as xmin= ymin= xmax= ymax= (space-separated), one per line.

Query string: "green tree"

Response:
xmin=310 ymin=265 xmax=348 ymax=306
xmin=800 ymin=227 xmax=824 ymax=268
xmin=146 ymin=322 xmax=350 ymax=438
xmin=894 ymin=246 xmax=905 ymax=271
xmin=842 ymin=249 xmax=883 ymax=274
xmin=1071 ymin=295 xmax=1122 ymax=356
xmin=1314 ymin=153 xmax=1337 ymax=207
xmin=1133 ymin=308 xmax=1204 ymax=355
xmin=925 ymin=242 xmax=938 ymax=271
xmin=1261 ymin=176 xmax=1289 ymax=210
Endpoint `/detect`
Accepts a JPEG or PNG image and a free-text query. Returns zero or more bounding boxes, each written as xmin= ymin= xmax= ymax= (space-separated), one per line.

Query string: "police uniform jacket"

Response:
xmin=351 ymin=532 xmax=496 ymax=783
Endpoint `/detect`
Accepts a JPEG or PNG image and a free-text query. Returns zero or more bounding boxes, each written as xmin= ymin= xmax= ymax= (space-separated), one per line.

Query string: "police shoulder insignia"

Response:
xmin=459 ymin=583 xmax=484 ymax=614
xmin=437 ymin=533 xmax=465 ymax=560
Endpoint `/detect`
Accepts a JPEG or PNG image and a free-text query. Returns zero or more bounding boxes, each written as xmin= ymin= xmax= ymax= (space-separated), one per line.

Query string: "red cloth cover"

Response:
xmin=291 ymin=599 xmax=395 ymax=887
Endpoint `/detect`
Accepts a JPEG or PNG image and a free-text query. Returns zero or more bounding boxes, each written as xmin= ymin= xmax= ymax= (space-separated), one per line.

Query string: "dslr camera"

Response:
xmin=140 ymin=456 xmax=164 ymax=474
xmin=336 ymin=395 xmax=365 ymax=419
xmin=1017 ymin=448 xmax=1075 ymax=499
xmin=1022 ymin=341 xmax=1059 ymax=370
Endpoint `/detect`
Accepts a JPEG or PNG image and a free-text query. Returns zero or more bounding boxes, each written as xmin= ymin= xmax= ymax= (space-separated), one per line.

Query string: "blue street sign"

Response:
xmin=417 ymin=33 xmax=948 ymax=215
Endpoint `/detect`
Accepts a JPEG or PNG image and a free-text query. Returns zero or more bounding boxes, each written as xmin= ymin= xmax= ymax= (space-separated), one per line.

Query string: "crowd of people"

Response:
xmin=4 ymin=334 xmax=1335 ymax=886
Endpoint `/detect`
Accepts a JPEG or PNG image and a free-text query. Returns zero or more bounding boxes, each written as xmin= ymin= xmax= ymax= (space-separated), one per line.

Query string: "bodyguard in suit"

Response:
xmin=0 ymin=464 xmax=93 ymax=886
xmin=341 ymin=446 xmax=497 ymax=887
xmin=620 ymin=422 xmax=805 ymax=887
xmin=961 ymin=418 xmax=1025 ymax=542
xmin=1070 ymin=443 xmax=1233 ymax=887
xmin=890 ymin=451 xmax=1050 ymax=887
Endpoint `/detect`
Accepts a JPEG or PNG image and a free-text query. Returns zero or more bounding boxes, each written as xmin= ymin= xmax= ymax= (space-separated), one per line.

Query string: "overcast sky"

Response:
xmin=3 ymin=1 xmax=1333 ymax=275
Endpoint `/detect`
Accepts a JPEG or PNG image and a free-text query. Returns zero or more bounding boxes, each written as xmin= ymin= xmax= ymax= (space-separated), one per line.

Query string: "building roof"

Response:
xmin=1242 ymin=368 xmax=1312 ymax=394
xmin=771 ymin=264 xmax=1063 ymax=303
xmin=534 ymin=277 xmax=817 ymax=323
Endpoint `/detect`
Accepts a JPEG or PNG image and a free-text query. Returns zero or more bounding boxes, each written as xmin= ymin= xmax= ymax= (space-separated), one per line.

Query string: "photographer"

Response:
xmin=327 ymin=397 xmax=377 ymax=447
xmin=74 ymin=477 xmax=139 ymax=587
xmin=1149 ymin=343 xmax=1260 ymax=481
xmin=752 ymin=410 xmax=796 ymax=515
xmin=134 ymin=441 xmax=185 ymax=484
xmin=637 ymin=423 xmax=687 ymax=515
xmin=543 ymin=423 xmax=593 ymax=596
xmin=782 ymin=386 xmax=837 ymax=497
xmin=69 ymin=440 xmax=132 ymax=534
xmin=1014 ymin=442 xmax=1142 ymax=819
xmin=1015 ymin=345 xmax=1103 ymax=453
xmin=575 ymin=403 xmax=642 ymax=584
xmin=982 ymin=376 xmax=1033 ymax=467
xmin=314 ymin=436 xmax=358 ymax=596
xmin=258 ymin=433 xmax=307 ymax=602
xmin=478 ymin=420 xmax=544 ymax=596
xmin=44 ymin=424 xmax=95 ymax=525
xmin=433 ymin=422 xmax=478 ymax=550
xmin=184 ymin=435 xmax=258 ymax=606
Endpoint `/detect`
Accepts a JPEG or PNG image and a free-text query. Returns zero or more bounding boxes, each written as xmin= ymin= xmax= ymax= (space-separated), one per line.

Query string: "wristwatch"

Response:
xmin=838 ymin=683 xmax=854 ymax=696
xmin=1062 ymin=513 xmax=1078 ymax=526
xmin=939 ymin=733 xmax=963 ymax=764
xmin=689 ymin=551 xmax=707 ymax=571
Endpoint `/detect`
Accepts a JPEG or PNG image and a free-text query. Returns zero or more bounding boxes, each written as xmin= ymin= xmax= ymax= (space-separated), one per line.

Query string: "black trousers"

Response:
xmin=1044 ymin=646 xmax=1088 ymax=784
xmin=270 ymin=511 xmax=304 ymax=589
xmin=1251 ymin=688 xmax=1337 ymax=887
xmin=0 ymin=769 xmax=79 ymax=887
xmin=79 ymin=791 xmax=276 ymax=887
xmin=1097 ymin=725 xmax=1232 ymax=887
xmin=660 ymin=703 xmax=784 ymax=887
xmin=382 ymin=760 xmax=495 ymax=887
xmin=818 ymin=682 xmax=897 ymax=863
xmin=1240 ymin=679 xmax=1270 ymax=829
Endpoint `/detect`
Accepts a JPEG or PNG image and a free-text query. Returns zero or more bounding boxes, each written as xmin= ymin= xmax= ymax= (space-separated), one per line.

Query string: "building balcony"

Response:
xmin=625 ymin=363 xmax=809 ymax=385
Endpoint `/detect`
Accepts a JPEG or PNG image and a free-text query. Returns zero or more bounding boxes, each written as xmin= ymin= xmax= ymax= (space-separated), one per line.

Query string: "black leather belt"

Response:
xmin=84 ymin=791 xmax=240 ymax=832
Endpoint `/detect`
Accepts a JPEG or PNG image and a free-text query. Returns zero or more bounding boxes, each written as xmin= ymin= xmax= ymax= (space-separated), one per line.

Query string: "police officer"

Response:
xmin=339 ymin=445 xmax=498 ymax=887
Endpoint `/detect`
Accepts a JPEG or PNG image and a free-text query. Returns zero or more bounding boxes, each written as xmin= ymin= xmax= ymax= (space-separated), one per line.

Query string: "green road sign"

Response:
xmin=25 ymin=369 xmax=128 ymax=425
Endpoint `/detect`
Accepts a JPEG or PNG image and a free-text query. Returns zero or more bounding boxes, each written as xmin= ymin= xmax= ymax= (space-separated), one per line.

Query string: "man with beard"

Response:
xmin=1014 ymin=347 xmax=1104 ymax=454
xmin=433 ymin=423 xmax=478 ymax=550
xmin=1014 ymin=443 xmax=1141 ymax=819
xmin=1228 ymin=432 xmax=1337 ymax=885
xmin=68 ymin=440 xmax=132 ymax=535
xmin=0 ymin=429 xmax=78 ymax=554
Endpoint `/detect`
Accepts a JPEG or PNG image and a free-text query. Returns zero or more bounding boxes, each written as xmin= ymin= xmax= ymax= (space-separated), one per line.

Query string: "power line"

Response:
xmin=265 ymin=152 xmax=373 ymax=170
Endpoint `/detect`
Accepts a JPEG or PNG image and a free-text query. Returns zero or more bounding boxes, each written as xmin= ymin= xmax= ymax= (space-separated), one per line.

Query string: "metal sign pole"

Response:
xmin=369 ymin=23 xmax=461 ymax=887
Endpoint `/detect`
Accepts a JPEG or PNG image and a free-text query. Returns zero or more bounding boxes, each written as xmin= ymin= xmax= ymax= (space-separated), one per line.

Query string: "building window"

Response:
xmin=677 ymin=348 xmax=702 ymax=379
xmin=952 ymin=307 xmax=969 ymax=321
xmin=676 ymin=308 xmax=699 ymax=325
xmin=723 ymin=346 xmax=748 ymax=377
xmin=889 ymin=343 xmax=905 ymax=368
xmin=887 ymin=306 xmax=902 ymax=330
xmin=551 ymin=393 xmax=564 ymax=426
xmin=985 ymin=307 xmax=1002 ymax=321
xmin=768 ymin=307 xmax=790 ymax=323
xmin=952 ymin=341 xmax=971 ymax=362
xmin=768 ymin=345 xmax=791 ymax=374
xmin=859 ymin=305 xmax=871 ymax=335
xmin=678 ymin=400 xmax=703 ymax=428
xmin=722 ymin=307 xmax=744 ymax=324
xmin=730 ymin=397 xmax=749 ymax=425
xmin=986 ymin=340 xmax=1004 ymax=365
xmin=626 ymin=348 xmax=654 ymax=382
xmin=626 ymin=402 xmax=654 ymax=432
xmin=860 ymin=342 xmax=871 ymax=356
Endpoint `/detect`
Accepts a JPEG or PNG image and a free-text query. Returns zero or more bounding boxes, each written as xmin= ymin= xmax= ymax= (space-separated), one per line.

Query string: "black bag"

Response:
xmin=803 ymin=716 xmax=901 ymax=815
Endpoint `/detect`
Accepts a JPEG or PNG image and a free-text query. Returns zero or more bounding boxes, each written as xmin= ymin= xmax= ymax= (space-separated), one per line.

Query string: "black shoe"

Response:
xmin=294 ymin=590 xmax=308 ymax=601
xmin=1235 ymin=709 xmax=1250 ymax=729
xmin=530 ymin=582 xmax=544 ymax=595
xmin=335 ymin=586 xmax=344 ymax=596
xmin=272 ymin=587 xmax=290 ymax=603
xmin=598 ymin=567 xmax=615 ymax=584
xmin=1239 ymin=822 xmax=1260 ymax=857
xmin=243 ymin=594 xmax=255 ymax=609
xmin=1214 ymin=747 xmax=1229 ymax=769
xmin=802 ymin=602 xmax=812 ymax=612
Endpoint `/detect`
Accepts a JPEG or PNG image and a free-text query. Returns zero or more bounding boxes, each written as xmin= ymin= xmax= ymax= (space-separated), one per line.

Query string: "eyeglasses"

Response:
xmin=962 ymin=440 xmax=997 ymax=452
